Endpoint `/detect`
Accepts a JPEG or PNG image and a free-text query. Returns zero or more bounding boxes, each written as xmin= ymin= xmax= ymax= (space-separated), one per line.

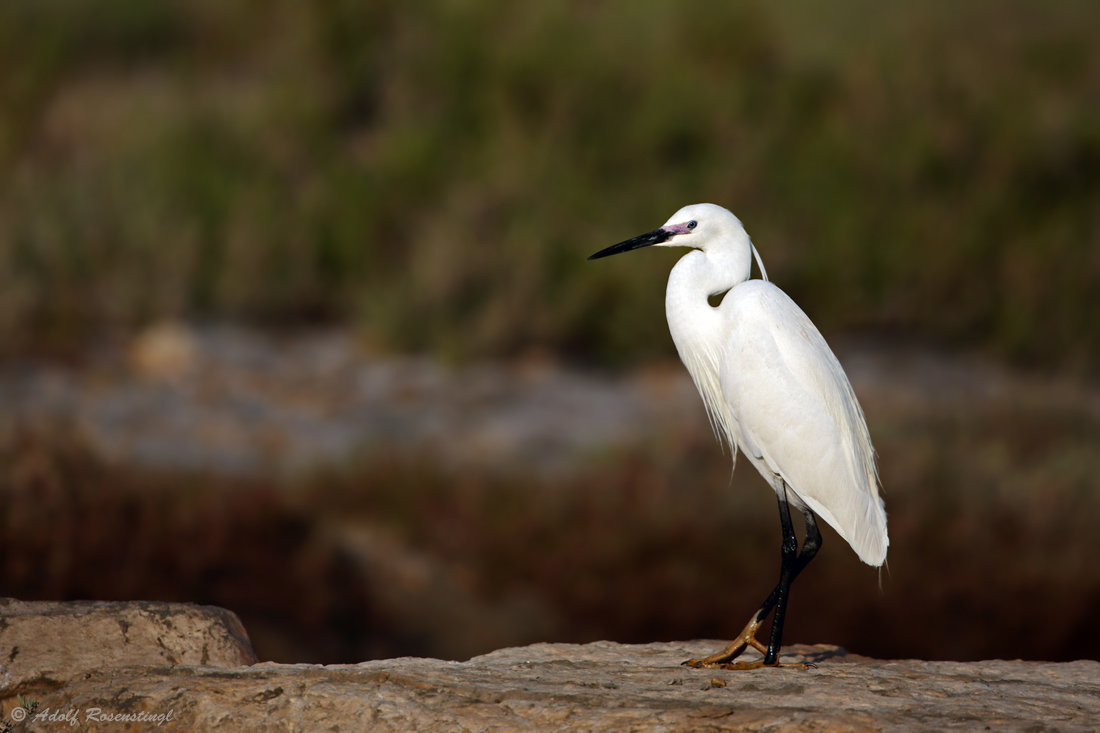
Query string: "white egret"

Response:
xmin=589 ymin=203 xmax=887 ymax=669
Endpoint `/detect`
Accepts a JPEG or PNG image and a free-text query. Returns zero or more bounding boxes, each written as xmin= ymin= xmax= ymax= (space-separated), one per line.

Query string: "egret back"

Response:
xmin=720 ymin=282 xmax=887 ymax=566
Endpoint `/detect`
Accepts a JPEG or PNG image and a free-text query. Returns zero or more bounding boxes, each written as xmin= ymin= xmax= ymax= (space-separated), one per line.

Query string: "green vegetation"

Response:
xmin=0 ymin=0 xmax=1097 ymax=368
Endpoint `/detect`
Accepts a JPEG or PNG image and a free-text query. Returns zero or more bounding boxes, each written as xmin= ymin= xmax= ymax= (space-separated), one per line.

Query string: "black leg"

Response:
xmin=761 ymin=483 xmax=821 ymax=665
xmin=680 ymin=485 xmax=821 ymax=670
xmin=746 ymin=507 xmax=820 ymax=632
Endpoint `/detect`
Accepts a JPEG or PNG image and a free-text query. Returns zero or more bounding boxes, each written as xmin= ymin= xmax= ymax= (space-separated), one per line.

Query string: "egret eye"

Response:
xmin=687 ymin=220 xmax=698 ymax=230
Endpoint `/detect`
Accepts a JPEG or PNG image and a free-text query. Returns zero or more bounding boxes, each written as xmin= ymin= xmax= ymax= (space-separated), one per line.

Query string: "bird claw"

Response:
xmin=683 ymin=657 xmax=815 ymax=671
xmin=717 ymin=659 xmax=815 ymax=671
xmin=680 ymin=607 xmax=824 ymax=671
xmin=681 ymin=613 xmax=769 ymax=668
xmin=681 ymin=658 xmax=722 ymax=669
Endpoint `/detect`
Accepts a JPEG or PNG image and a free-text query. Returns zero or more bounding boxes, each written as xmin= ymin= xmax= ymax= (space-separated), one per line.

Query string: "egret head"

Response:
xmin=588 ymin=203 xmax=749 ymax=261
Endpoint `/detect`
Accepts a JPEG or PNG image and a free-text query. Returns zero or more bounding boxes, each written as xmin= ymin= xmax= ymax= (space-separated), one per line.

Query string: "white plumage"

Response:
xmin=590 ymin=203 xmax=888 ymax=668
xmin=660 ymin=203 xmax=887 ymax=566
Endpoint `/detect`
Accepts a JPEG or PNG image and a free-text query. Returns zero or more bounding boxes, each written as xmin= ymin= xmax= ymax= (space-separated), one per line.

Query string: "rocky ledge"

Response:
xmin=3 ymin=601 xmax=1098 ymax=732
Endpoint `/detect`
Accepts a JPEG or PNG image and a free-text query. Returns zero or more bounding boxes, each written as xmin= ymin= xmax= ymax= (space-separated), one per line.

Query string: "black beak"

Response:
xmin=588 ymin=228 xmax=672 ymax=261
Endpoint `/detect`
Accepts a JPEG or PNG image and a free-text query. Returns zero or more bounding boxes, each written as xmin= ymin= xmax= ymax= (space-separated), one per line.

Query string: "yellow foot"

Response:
xmin=682 ymin=614 xmax=768 ymax=669
xmin=715 ymin=659 xmax=816 ymax=671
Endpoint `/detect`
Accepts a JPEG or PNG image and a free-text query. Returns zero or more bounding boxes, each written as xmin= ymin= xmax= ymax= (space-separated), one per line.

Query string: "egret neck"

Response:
xmin=664 ymin=248 xmax=752 ymax=452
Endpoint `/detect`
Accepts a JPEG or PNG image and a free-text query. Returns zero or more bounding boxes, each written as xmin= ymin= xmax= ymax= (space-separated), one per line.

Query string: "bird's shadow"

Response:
xmin=781 ymin=644 xmax=870 ymax=665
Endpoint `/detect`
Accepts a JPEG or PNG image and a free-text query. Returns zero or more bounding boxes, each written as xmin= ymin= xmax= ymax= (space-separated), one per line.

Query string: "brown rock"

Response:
xmin=29 ymin=640 xmax=1100 ymax=732
xmin=0 ymin=599 xmax=255 ymax=704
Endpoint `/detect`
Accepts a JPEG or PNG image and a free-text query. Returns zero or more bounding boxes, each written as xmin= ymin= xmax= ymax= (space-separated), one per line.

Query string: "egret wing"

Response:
xmin=720 ymin=282 xmax=888 ymax=566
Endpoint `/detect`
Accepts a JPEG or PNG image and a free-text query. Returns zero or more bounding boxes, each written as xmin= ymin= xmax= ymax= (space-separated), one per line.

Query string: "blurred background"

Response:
xmin=1 ymin=0 xmax=1098 ymax=664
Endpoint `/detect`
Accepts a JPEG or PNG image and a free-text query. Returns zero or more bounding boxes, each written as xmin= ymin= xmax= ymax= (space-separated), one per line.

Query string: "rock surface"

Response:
xmin=28 ymin=640 xmax=1100 ymax=732
xmin=0 ymin=599 xmax=256 ymax=703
